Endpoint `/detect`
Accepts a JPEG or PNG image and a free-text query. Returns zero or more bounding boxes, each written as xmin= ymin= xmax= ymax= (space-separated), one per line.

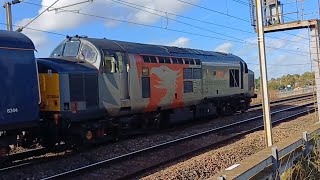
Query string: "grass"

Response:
xmin=251 ymin=89 xmax=280 ymax=104
xmin=281 ymin=136 xmax=320 ymax=179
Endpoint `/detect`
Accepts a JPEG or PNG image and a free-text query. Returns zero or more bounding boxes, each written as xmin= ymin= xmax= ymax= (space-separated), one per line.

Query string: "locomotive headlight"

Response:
xmin=85 ymin=130 xmax=93 ymax=141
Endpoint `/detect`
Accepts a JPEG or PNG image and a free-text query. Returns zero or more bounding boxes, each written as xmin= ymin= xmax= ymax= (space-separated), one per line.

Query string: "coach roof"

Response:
xmin=0 ymin=30 xmax=35 ymax=50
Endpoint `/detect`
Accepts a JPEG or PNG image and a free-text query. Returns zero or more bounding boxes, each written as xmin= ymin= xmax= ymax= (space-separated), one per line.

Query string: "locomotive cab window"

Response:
xmin=229 ymin=69 xmax=240 ymax=87
xmin=50 ymin=43 xmax=64 ymax=57
xmin=63 ymin=40 xmax=80 ymax=57
xmin=79 ymin=44 xmax=97 ymax=63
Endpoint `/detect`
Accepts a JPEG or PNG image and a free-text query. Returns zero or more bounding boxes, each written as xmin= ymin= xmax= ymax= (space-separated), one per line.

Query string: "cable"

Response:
xmin=21 ymin=1 xmax=311 ymax=56
xmin=23 ymin=0 xmax=308 ymax=46
xmin=175 ymin=0 xmax=250 ymax=23
xmin=109 ymin=0 xmax=243 ymax=42
xmin=17 ymin=0 xmax=61 ymax=32
xmin=232 ymin=0 xmax=249 ymax=6
xmin=247 ymin=62 xmax=311 ymax=66
xmin=108 ymin=0 xmax=308 ymax=45
xmin=229 ymin=0 xmax=312 ymax=43
xmin=0 ymin=22 xmax=67 ymax=36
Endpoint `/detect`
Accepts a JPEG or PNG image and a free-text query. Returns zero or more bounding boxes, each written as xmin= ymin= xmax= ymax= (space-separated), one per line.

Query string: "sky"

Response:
xmin=0 ymin=0 xmax=319 ymax=78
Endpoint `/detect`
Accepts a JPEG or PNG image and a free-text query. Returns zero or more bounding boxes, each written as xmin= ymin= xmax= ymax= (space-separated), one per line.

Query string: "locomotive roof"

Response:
xmin=80 ymin=37 xmax=244 ymax=63
xmin=0 ymin=30 xmax=35 ymax=50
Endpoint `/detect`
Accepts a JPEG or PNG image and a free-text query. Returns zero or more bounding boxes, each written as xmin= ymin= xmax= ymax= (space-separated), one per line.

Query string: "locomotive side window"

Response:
xmin=229 ymin=69 xmax=240 ymax=87
xmin=142 ymin=77 xmax=150 ymax=98
xmin=171 ymin=57 xmax=178 ymax=64
xmin=116 ymin=52 xmax=127 ymax=73
xmin=63 ymin=41 xmax=80 ymax=57
xmin=158 ymin=57 xmax=165 ymax=63
xmin=184 ymin=81 xmax=193 ymax=93
xmin=183 ymin=68 xmax=192 ymax=79
xmin=143 ymin=56 xmax=150 ymax=63
xmin=193 ymin=68 xmax=202 ymax=79
xmin=164 ymin=57 xmax=171 ymax=63
xmin=149 ymin=56 xmax=157 ymax=63
xmin=80 ymin=44 xmax=97 ymax=63
xmin=104 ymin=55 xmax=116 ymax=73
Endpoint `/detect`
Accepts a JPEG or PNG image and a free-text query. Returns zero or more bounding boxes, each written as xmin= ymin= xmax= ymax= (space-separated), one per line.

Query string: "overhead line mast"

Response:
xmin=251 ymin=0 xmax=320 ymax=147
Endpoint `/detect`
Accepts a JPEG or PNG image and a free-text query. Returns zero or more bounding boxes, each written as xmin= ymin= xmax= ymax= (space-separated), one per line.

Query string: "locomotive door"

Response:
xmin=102 ymin=49 xmax=129 ymax=104
xmin=115 ymin=52 xmax=129 ymax=100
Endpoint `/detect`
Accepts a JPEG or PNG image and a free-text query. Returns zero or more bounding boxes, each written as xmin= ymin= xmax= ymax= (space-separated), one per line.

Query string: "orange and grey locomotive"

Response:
xmin=37 ymin=36 xmax=256 ymax=145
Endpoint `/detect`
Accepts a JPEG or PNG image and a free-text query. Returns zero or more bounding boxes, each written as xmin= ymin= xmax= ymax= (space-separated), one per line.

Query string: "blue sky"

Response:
xmin=0 ymin=0 xmax=319 ymax=78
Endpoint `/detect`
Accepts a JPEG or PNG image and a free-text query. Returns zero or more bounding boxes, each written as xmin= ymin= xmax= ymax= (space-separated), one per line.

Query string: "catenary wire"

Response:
xmin=108 ymin=0 xmax=308 ymax=45
xmin=20 ymin=1 xmax=311 ymax=56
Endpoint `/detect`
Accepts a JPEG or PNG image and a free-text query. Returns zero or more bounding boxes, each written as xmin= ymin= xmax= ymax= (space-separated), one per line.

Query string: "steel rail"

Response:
xmin=250 ymin=92 xmax=314 ymax=108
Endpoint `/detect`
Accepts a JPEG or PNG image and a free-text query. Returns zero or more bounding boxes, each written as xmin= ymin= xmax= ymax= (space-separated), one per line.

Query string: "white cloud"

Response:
xmin=15 ymin=0 xmax=198 ymax=54
xmin=214 ymin=42 xmax=233 ymax=53
xmin=168 ymin=37 xmax=190 ymax=47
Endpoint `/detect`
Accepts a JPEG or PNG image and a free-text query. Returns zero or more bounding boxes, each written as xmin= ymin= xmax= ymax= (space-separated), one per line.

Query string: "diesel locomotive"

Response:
xmin=0 ymin=30 xmax=256 ymax=156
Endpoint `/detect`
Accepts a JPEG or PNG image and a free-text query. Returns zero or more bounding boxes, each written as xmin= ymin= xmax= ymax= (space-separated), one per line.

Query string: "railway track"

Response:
xmin=249 ymin=92 xmax=314 ymax=109
xmin=41 ymin=101 xmax=315 ymax=179
xmin=0 ymin=93 xmax=314 ymax=177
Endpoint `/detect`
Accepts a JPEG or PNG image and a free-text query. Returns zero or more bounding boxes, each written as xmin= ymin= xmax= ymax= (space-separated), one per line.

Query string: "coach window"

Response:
xmin=229 ymin=69 xmax=240 ymax=87
xmin=79 ymin=43 xmax=97 ymax=63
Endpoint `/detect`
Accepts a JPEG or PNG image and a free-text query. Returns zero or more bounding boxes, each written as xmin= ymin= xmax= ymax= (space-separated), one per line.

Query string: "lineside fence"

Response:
xmin=214 ymin=122 xmax=320 ymax=180
xmin=278 ymin=86 xmax=315 ymax=98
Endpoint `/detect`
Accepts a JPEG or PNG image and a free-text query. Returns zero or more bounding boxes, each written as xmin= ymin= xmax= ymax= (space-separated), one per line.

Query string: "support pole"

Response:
xmin=3 ymin=2 xmax=13 ymax=31
xmin=309 ymin=21 xmax=320 ymax=122
xmin=255 ymin=0 xmax=273 ymax=147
